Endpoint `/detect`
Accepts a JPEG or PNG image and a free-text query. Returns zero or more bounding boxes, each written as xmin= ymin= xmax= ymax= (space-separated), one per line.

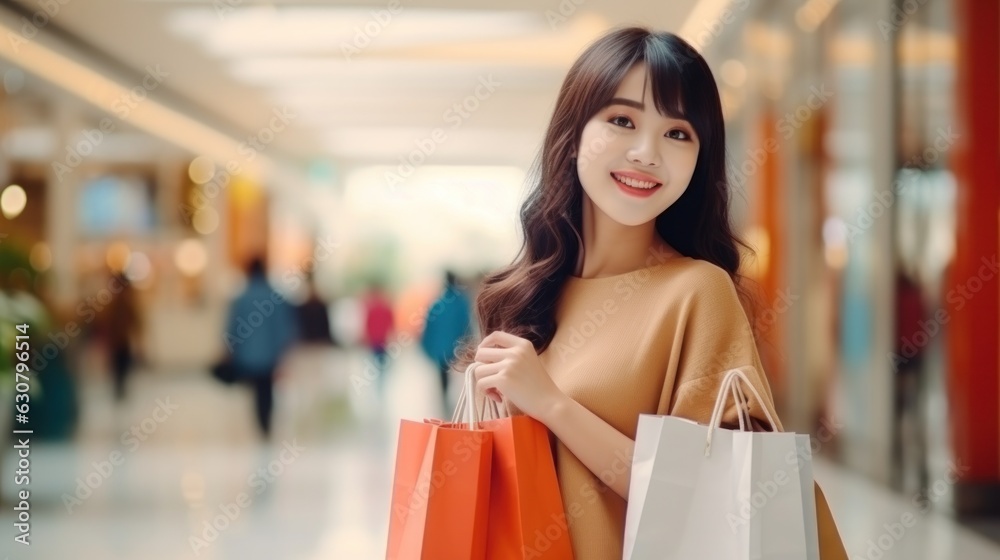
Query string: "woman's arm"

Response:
xmin=473 ymin=330 xmax=636 ymax=500
xmin=540 ymin=393 xmax=635 ymax=500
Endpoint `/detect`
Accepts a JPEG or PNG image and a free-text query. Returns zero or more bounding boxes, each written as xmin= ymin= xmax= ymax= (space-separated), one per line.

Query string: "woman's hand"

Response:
xmin=474 ymin=331 xmax=637 ymax=500
xmin=472 ymin=330 xmax=565 ymax=422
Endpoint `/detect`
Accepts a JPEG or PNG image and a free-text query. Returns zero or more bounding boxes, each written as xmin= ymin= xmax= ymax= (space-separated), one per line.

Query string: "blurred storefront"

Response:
xmin=705 ymin=0 xmax=998 ymax=515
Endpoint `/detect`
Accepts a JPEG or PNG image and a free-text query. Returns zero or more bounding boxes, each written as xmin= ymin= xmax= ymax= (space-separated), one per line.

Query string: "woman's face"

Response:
xmin=575 ymin=63 xmax=700 ymax=227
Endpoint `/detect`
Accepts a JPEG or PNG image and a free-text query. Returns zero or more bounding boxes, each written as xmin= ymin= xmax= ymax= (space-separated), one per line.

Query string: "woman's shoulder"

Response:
xmin=657 ymin=256 xmax=737 ymax=299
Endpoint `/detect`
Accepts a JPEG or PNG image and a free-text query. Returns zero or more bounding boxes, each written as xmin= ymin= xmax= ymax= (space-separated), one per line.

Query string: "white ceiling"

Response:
xmin=6 ymin=0 xmax=704 ymax=168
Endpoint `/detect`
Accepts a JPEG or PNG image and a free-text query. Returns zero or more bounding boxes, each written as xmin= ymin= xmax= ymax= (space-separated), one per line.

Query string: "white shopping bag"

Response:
xmin=624 ymin=369 xmax=820 ymax=560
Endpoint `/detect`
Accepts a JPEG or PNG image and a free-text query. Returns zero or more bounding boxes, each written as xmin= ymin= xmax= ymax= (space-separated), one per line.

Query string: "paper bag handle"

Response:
xmin=481 ymin=393 xmax=511 ymax=421
xmin=450 ymin=362 xmax=490 ymax=428
xmin=730 ymin=380 xmax=753 ymax=431
xmin=705 ymin=368 xmax=778 ymax=456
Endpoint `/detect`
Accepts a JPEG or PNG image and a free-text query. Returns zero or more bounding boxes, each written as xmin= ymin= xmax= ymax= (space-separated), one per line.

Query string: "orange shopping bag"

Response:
xmin=386 ymin=364 xmax=493 ymax=560
xmin=481 ymin=405 xmax=575 ymax=560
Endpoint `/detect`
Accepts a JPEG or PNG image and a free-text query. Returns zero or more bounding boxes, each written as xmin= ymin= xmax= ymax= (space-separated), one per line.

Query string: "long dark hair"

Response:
xmin=455 ymin=27 xmax=756 ymax=371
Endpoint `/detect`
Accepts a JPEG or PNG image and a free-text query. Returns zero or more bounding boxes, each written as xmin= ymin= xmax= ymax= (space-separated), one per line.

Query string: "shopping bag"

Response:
xmin=624 ymin=368 xmax=820 ymax=560
xmin=477 ymin=397 xmax=574 ymax=559
xmin=209 ymin=358 xmax=237 ymax=385
xmin=386 ymin=364 xmax=494 ymax=560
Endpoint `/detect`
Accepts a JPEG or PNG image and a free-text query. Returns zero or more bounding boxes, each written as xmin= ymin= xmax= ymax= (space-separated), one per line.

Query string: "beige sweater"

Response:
xmin=537 ymin=256 xmax=788 ymax=559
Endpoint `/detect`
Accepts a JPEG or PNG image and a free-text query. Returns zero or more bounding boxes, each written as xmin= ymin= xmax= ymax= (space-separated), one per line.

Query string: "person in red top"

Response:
xmin=362 ymin=280 xmax=395 ymax=395
xmin=891 ymin=268 xmax=930 ymax=495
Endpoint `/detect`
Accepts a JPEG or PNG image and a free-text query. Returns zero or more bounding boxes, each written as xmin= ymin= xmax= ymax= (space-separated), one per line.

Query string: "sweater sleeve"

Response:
xmin=656 ymin=264 xmax=783 ymax=432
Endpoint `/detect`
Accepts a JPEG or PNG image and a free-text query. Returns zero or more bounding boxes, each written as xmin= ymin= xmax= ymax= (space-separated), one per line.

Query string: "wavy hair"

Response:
xmin=454 ymin=27 xmax=757 ymax=371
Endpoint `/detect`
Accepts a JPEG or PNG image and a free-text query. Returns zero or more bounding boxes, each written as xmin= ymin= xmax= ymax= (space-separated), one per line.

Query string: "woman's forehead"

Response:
xmin=613 ymin=64 xmax=649 ymax=95
xmin=609 ymin=70 xmax=688 ymax=119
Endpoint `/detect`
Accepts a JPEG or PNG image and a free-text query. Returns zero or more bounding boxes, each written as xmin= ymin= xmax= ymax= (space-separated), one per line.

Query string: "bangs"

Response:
xmin=642 ymin=39 xmax=693 ymax=121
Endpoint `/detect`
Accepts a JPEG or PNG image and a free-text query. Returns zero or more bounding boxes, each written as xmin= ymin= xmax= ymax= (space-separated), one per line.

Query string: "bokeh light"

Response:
xmin=720 ymin=59 xmax=747 ymax=87
xmin=124 ymin=250 xmax=153 ymax=281
xmin=174 ymin=238 xmax=208 ymax=277
xmin=29 ymin=242 xmax=52 ymax=272
xmin=105 ymin=241 xmax=132 ymax=272
xmin=192 ymin=207 xmax=220 ymax=235
xmin=188 ymin=156 xmax=216 ymax=184
xmin=1 ymin=184 xmax=27 ymax=219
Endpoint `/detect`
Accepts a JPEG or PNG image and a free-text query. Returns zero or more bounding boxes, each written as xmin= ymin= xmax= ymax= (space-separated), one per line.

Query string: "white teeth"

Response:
xmin=613 ymin=173 xmax=659 ymax=189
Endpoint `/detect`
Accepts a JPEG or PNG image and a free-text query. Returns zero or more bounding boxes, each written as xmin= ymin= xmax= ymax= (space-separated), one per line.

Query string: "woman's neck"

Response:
xmin=574 ymin=195 xmax=679 ymax=279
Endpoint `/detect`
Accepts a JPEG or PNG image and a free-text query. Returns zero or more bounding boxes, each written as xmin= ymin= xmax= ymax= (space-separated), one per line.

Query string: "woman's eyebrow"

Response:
xmin=606 ymin=97 xmax=693 ymax=127
xmin=607 ymin=97 xmax=644 ymax=110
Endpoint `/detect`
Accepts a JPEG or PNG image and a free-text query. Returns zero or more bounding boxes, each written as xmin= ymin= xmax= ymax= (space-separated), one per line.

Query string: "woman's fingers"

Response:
xmin=473 ymin=346 xmax=507 ymax=363
xmin=476 ymin=382 xmax=504 ymax=403
xmin=475 ymin=369 xmax=505 ymax=402
xmin=472 ymin=360 xmax=505 ymax=379
xmin=472 ymin=359 xmax=507 ymax=403
xmin=479 ymin=330 xmax=522 ymax=349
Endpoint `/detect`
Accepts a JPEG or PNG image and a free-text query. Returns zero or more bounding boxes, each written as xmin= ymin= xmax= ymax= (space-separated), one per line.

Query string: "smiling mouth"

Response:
xmin=610 ymin=172 xmax=662 ymax=197
xmin=610 ymin=172 xmax=661 ymax=189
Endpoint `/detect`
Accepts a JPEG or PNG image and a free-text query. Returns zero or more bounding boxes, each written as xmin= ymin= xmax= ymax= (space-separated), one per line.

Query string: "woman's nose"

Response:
xmin=626 ymin=136 xmax=661 ymax=167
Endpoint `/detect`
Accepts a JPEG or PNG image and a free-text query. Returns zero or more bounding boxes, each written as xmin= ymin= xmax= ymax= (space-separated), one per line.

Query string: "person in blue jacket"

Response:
xmin=223 ymin=256 xmax=298 ymax=438
xmin=419 ymin=270 xmax=474 ymax=407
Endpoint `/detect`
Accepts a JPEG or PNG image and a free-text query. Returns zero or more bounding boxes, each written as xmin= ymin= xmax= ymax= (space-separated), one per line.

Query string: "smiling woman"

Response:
xmin=452 ymin=26 xmax=848 ymax=560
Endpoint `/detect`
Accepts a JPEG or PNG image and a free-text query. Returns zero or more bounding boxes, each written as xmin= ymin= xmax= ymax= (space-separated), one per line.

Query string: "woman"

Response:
xmin=457 ymin=27 xmax=846 ymax=558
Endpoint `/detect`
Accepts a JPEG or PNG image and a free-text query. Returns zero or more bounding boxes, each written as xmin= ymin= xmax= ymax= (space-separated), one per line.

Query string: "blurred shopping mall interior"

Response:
xmin=0 ymin=0 xmax=998 ymax=558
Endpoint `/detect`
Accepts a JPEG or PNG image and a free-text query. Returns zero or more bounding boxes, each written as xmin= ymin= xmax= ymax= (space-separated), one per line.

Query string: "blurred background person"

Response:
xmin=223 ymin=256 xmax=298 ymax=438
xmin=419 ymin=270 xmax=474 ymax=414
xmin=100 ymin=271 xmax=141 ymax=402
xmin=891 ymin=265 xmax=931 ymax=496
xmin=285 ymin=271 xmax=338 ymax=424
xmin=297 ymin=271 xmax=335 ymax=347
xmin=361 ymin=279 xmax=395 ymax=397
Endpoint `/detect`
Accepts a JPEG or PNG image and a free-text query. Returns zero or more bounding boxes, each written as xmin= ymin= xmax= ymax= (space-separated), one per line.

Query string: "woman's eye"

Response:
xmin=609 ymin=115 xmax=633 ymax=128
xmin=666 ymin=129 xmax=691 ymax=141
